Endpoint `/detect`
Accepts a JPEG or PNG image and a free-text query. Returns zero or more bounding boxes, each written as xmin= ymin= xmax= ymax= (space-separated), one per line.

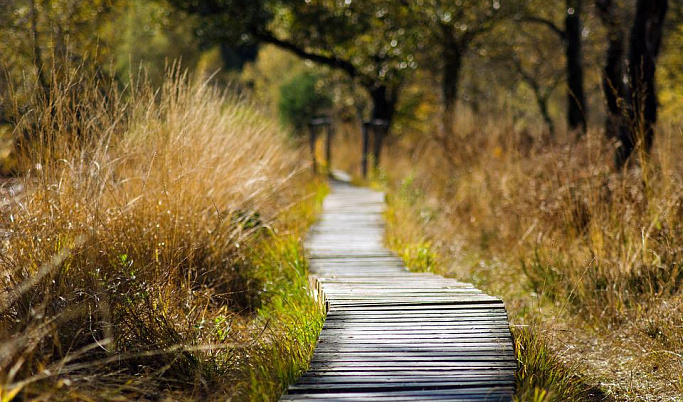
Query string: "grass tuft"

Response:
xmin=0 ymin=66 xmax=325 ymax=400
xmin=513 ymin=325 xmax=605 ymax=401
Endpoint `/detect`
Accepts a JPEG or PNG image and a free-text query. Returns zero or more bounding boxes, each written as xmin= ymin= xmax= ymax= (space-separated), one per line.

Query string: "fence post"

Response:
xmin=361 ymin=122 xmax=369 ymax=178
xmin=362 ymin=119 xmax=389 ymax=177
xmin=326 ymin=123 xmax=333 ymax=175
xmin=372 ymin=119 xmax=389 ymax=170
xmin=309 ymin=123 xmax=317 ymax=172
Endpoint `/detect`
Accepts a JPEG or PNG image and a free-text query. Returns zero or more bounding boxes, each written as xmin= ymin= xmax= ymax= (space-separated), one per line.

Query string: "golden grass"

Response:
xmin=361 ymin=110 xmax=683 ymax=400
xmin=0 ymin=125 xmax=15 ymax=175
xmin=0 ymin=68 xmax=323 ymax=400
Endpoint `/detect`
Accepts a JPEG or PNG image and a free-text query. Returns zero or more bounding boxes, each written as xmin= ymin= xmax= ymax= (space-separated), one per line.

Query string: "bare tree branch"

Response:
xmin=520 ymin=16 xmax=566 ymax=40
xmin=254 ymin=30 xmax=374 ymax=87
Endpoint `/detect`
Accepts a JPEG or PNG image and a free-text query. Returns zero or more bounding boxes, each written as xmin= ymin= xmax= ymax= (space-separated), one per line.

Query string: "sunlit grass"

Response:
xmin=0 ymin=67 xmax=324 ymax=400
xmin=354 ymin=111 xmax=683 ymax=399
xmin=512 ymin=325 xmax=604 ymax=402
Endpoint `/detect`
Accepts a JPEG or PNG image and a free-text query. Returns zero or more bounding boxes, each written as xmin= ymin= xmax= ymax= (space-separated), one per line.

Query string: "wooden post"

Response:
xmin=309 ymin=123 xmax=317 ymax=172
xmin=309 ymin=117 xmax=333 ymax=174
xmin=362 ymin=119 xmax=389 ymax=176
xmin=325 ymin=123 xmax=333 ymax=174
xmin=361 ymin=122 xmax=369 ymax=178
xmin=372 ymin=123 xmax=385 ymax=170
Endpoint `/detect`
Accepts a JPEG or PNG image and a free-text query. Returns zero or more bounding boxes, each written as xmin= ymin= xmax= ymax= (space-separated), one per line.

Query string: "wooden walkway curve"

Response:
xmin=281 ymin=180 xmax=515 ymax=401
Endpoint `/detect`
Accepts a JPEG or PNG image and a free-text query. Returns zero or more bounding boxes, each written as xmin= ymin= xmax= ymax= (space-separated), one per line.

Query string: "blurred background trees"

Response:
xmin=615 ymin=0 xmax=669 ymax=167
xmin=406 ymin=0 xmax=525 ymax=138
xmin=0 ymin=0 xmax=124 ymax=98
xmin=278 ymin=71 xmax=332 ymax=134
xmin=0 ymin=0 xmax=679 ymax=173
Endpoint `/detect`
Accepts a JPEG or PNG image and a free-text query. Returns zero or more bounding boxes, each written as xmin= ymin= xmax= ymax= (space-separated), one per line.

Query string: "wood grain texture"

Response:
xmin=281 ymin=180 xmax=515 ymax=402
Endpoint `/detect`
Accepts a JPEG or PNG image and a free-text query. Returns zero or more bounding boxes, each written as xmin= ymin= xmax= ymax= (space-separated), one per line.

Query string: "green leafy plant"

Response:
xmin=278 ymin=72 xmax=331 ymax=135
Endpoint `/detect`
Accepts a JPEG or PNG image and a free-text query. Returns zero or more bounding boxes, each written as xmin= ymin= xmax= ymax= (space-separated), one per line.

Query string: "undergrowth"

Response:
xmin=0 ymin=67 xmax=325 ymax=400
xmin=353 ymin=108 xmax=683 ymax=399
xmin=512 ymin=326 xmax=604 ymax=402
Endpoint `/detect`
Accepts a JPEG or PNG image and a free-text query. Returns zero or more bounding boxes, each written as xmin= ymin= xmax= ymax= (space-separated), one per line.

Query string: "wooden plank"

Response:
xmin=324 ymin=314 xmax=509 ymax=321
xmin=322 ymin=321 xmax=510 ymax=326
xmin=327 ymin=299 xmax=502 ymax=307
xmin=319 ymin=327 xmax=512 ymax=334
xmin=309 ymin=356 xmax=516 ymax=364
xmin=301 ymin=365 xmax=514 ymax=378
xmin=310 ymin=347 xmax=514 ymax=354
xmin=299 ymin=371 xmax=515 ymax=378
xmin=295 ymin=376 xmax=515 ymax=385
xmin=325 ymin=311 xmax=508 ymax=316
xmin=308 ymin=362 xmax=517 ymax=370
xmin=316 ymin=332 xmax=511 ymax=339
xmin=311 ymin=346 xmax=515 ymax=353
xmin=282 ymin=387 xmax=514 ymax=399
xmin=288 ymin=380 xmax=513 ymax=392
xmin=310 ymin=351 xmax=515 ymax=359
xmin=317 ymin=332 xmax=512 ymax=339
xmin=328 ymin=304 xmax=507 ymax=312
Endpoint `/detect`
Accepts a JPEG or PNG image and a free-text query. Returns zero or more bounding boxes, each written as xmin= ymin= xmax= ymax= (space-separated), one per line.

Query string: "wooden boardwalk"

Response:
xmin=281 ymin=180 xmax=515 ymax=401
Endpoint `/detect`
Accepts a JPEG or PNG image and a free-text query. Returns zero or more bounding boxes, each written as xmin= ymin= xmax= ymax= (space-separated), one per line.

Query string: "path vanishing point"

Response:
xmin=281 ymin=179 xmax=516 ymax=401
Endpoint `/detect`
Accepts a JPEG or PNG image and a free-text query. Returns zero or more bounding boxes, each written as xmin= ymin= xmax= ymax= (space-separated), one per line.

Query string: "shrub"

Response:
xmin=278 ymin=72 xmax=331 ymax=135
xmin=0 ymin=67 xmax=318 ymax=399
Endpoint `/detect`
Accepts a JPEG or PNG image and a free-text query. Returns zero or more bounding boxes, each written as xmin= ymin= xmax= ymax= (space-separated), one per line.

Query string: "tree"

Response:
xmin=657 ymin=0 xmax=683 ymax=121
xmin=565 ymin=0 xmax=587 ymax=134
xmin=522 ymin=0 xmax=587 ymax=135
xmin=406 ymin=0 xmax=520 ymax=138
xmin=595 ymin=0 xmax=627 ymax=139
xmin=509 ymin=36 xmax=564 ymax=138
xmin=278 ymin=71 xmax=331 ymax=134
xmin=481 ymin=19 xmax=564 ymax=139
xmin=110 ymin=0 xmax=203 ymax=87
xmin=0 ymin=0 xmax=125 ymax=103
xmin=615 ymin=0 xmax=668 ymax=167
xmin=166 ymin=0 xmax=414 ymax=167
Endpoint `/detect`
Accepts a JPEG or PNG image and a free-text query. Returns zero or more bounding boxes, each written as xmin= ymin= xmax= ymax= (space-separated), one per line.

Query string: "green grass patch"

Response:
xmin=238 ymin=235 xmax=325 ymax=400
xmin=237 ymin=182 xmax=328 ymax=400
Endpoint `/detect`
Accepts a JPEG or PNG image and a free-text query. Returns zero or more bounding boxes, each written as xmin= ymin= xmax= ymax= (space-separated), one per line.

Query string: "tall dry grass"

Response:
xmin=371 ymin=108 xmax=683 ymax=399
xmin=0 ymin=67 xmax=318 ymax=399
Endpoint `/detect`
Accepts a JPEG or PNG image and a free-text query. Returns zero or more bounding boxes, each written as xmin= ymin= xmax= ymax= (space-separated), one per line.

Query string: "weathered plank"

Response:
xmin=280 ymin=180 xmax=515 ymax=402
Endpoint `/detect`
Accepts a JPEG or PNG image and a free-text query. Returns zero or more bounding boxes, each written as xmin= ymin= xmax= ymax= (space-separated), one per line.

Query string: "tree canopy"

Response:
xmin=0 ymin=0 xmax=679 ymax=168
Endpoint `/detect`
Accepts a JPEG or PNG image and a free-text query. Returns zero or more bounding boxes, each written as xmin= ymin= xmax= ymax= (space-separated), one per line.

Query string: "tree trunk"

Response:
xmin=535 ymin=92 xmax=555 ymax=139
xmin=595 ymin=0 xmax=626 ymax=139
xmin=615 ymin=0 xmax=668 ymax=168
xmin=309 ymin=124 xmax=318 ymax=173
xmin=368 ymin=84 xmax=397 ymax=171
xmin=372 ymin=126 xmax=385 ymax=170
xmin=361 ymin=122 xmax=370 ymax=177
xmin=29 ymin=0 xmax=49 ymax=95
xmin=565 ymin=0 xmax=587 ymax=135
xmin=441 ymin=48 xmax=463 ymax=138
